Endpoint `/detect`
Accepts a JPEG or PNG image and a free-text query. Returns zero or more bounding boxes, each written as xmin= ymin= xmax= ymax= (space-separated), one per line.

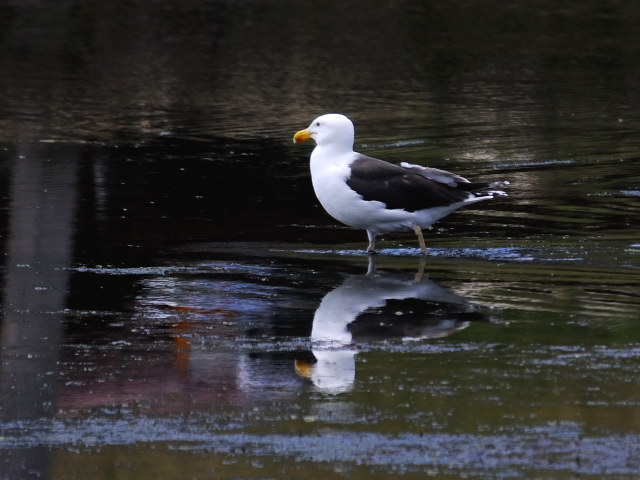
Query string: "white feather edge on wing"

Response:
xmin=401 ymin=162 xmax=510 ymax=196
xmin=399 ymin=162 xmax=470 ymax=186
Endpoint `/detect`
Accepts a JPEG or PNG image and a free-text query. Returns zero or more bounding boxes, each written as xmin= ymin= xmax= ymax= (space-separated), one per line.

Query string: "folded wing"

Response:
xmin=345 ymin=155 xmax=479 ymax=212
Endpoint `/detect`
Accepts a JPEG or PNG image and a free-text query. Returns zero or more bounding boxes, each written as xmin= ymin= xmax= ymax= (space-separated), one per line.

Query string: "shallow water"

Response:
xmin=1 ymin=0 xmax=640 ymax=478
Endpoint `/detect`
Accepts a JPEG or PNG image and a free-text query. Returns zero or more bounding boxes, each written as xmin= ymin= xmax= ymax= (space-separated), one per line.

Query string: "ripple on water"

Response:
xmin=291 ymin=246 xmax=584 ymax=262
xmin=1 ymin=419 xmax=638 ymax=476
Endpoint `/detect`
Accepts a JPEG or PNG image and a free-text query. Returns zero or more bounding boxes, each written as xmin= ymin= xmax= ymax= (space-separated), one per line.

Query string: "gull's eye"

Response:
xmin=316 ymin=122 xmax=320 ymax=126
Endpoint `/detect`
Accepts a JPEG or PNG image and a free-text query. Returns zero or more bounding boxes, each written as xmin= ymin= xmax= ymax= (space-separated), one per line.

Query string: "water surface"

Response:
xmin=1 ymin=0 xmax=640 ymax=478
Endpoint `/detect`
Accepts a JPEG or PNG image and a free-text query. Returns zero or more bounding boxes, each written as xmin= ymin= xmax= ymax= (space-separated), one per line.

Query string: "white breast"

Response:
xmin=309 ymin=149 xmax=412 ymax=233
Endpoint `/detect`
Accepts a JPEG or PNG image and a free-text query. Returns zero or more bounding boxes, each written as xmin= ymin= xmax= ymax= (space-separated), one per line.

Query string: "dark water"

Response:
xmin=1 ymin=0 xmax=640 ymax=478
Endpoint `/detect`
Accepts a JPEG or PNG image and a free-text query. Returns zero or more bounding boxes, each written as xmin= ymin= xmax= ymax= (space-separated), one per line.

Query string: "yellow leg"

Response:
xmin=413 ymin=225 xmax=428 ymax=256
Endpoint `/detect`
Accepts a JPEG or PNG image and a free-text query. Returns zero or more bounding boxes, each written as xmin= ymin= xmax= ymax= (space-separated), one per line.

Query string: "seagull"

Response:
xmin=293 ymin=113 xmax=508 ymax=255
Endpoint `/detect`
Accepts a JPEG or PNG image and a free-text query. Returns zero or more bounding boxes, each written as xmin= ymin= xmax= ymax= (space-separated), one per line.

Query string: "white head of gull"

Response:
xmin=294 ymin=113 xmax=508 ymax=254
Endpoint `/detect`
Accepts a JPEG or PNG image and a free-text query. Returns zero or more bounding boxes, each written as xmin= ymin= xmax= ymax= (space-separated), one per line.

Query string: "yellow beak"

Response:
xmin=293 ymin=129 xmax=313 ymax=143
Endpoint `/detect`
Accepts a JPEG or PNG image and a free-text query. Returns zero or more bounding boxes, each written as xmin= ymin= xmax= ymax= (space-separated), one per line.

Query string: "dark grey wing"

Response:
xmin=399 ymin=162 xmax=470 ymax=187
xmin=345 ymin=155 xmax=472 ymax=212
xmin=400 ymin=162 xmax=509 ymax=194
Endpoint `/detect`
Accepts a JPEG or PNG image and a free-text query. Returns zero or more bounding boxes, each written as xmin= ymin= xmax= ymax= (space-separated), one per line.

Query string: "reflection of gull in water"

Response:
xmin=296 ymin=257 xmax=484 ymax=393
xmin=295 ymin=349 xmax=356 ymax=394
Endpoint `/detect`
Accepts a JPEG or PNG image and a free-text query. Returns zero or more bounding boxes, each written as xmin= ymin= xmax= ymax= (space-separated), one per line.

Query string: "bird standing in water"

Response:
xmin=293 ymin=114 xmax=508 ymax=255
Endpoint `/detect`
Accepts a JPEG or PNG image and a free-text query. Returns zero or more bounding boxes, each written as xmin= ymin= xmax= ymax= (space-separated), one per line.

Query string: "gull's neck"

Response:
xmin=311 ymin=142 xmax=356 ymax=165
